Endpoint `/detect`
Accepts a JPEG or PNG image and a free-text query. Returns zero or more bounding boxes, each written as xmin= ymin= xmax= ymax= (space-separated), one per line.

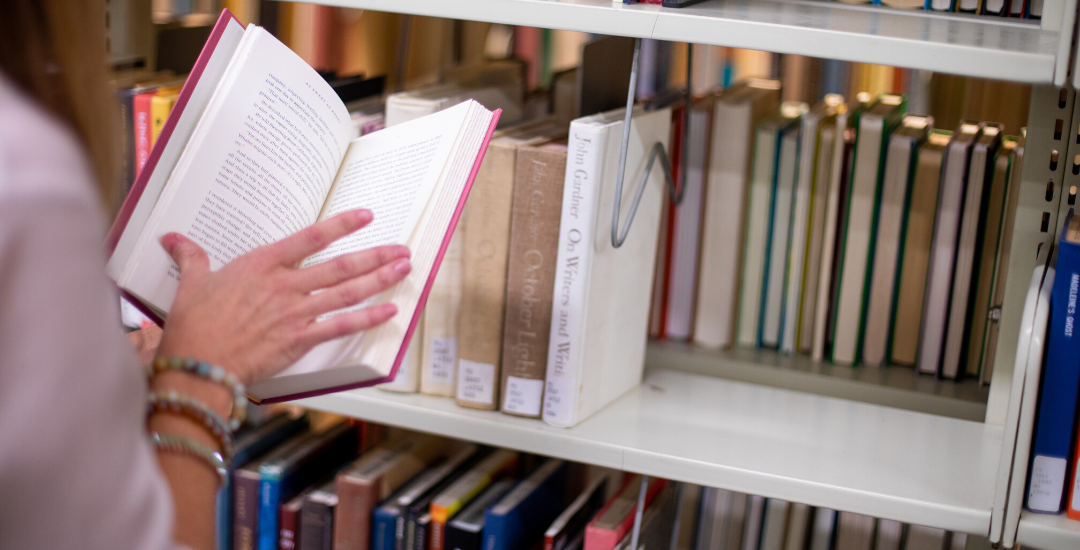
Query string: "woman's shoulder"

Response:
xmin=0 ymin=76 xmax=98 ymax=207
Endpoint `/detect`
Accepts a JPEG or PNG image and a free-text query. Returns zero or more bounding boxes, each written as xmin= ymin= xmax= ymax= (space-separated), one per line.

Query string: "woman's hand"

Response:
xmin=154 ymin=209 xmax=411 ymax=388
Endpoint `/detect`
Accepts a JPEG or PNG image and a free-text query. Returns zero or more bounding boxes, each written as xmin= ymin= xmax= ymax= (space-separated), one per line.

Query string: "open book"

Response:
xmin=106 ymin=11 xmax=499 ymax=402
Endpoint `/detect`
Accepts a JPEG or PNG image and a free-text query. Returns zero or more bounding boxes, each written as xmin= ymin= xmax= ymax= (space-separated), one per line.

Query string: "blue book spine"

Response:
xmin=1028 ymin=212 xmax=1080 ymax=513
xmin=483 ymin=463 xmax=567 ymax=550
xmin=257 ymin=476 xmax=283 ymax=550
xmin=373 ymin=506 xmax=402 ymax=550
xmin=216 ymin=483 xmax=229 ymax=550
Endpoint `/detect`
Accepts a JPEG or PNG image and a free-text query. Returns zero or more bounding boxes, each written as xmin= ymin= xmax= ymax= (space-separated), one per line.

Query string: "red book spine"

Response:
xmin=133 ymin=91 xmax=156 ymax=176
xmin=1067 ymin=442 xmax=1080 ymax=519
xmin=279 ymin=500 xmax=302 ymax=550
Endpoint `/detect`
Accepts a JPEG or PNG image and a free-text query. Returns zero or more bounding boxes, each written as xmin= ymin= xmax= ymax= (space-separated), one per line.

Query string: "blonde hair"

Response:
xmin=0 ymin=0 xmax=117 ymax=209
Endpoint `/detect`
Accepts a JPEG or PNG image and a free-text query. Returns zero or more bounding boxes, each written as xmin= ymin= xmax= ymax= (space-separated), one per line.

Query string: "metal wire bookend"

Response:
xmin=629 ymin=474 xmax=650 ymax=550
xmin=611 ymin=38 xmax=693 ymax=248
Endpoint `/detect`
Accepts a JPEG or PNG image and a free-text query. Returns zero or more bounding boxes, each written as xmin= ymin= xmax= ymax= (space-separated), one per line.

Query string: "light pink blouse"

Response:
xmin=0 ymin=77 xmax=179 ymax=549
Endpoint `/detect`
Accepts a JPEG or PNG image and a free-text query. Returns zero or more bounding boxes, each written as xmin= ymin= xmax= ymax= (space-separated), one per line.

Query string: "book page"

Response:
xmin=122 ymin=27 xmax=353 ymax=311
xmin=302 ymin=105 xmax=468 ymax=269
xmin=274 ymin=103 xmax=475 ymax=379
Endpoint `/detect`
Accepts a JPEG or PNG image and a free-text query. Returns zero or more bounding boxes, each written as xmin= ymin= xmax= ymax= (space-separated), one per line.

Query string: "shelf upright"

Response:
xmin=282 ymin=0 xmax=1080 ymax=543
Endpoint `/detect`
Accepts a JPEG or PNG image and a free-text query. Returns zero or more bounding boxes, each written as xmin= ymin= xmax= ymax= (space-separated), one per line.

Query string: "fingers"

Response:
xmin=294 ymin=245 xmax=411 ymax=293
xmin=299 ymin=303 xmax=399 ymax=348
xmin=303 ymin=258 xmax=412 ymax=316
xmin=263 ymin=210 xmax=373 ymax=266
xmin=161 ymin=233 xmax=210 ymax=278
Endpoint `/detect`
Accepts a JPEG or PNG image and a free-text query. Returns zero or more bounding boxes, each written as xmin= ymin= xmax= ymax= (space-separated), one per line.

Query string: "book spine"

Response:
xmin=424 ymin=224 xmax=464 ymax=399
xmin=1069 ymin=435 xmax=1080 ymax=519
xmin=280 ymin=501 xmax=301 ymax=550
xmin=133 ymin=91 xmax=155 ymax=176
xmin=219 ymin=480 xmax=233 ymax=550
xmin=460 ymin=143 xmax=518 ymax=412
xmin=1028 ymin=237 xmax=1080 ymax=513
xmin=258 ymin=477 xmax=283 ymax=550
xmin=543 ymin=123 xmax=605 ymax=428
xmin=299 ymin=500 xmax=334 ymax=550
xmin=234 ymin=470 xmax=261 ymax=550
xmin=373 ymin=507 xmax=399 ymax=550
xmin=333 ymin=475 xmax=378 ymax=550
xmin=500 ymin=146 xmax=567 ymax=418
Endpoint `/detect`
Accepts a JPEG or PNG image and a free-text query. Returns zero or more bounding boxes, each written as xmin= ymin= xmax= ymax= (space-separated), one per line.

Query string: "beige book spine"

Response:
xmin=890 ymin=136 xmax=947 ymax=365
xmin=499 ymin=144 xmax=567 ymax=417
xmin=421 ymin=221 xmax=465 ymax=396
xmin=456 ymin=142 xmax=518 ymax=409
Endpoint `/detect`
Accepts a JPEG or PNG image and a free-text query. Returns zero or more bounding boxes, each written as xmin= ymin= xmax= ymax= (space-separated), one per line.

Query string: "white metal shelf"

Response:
xmin=646 ymin=341 xmax=988 ymax=421
xmin=305 ymin=0 xmax=1062 ymax=83
xmin=1018 ymin=511 xmax=1080 ymax=550
xmin=297 ymin=368 xmax=1002 ymax=535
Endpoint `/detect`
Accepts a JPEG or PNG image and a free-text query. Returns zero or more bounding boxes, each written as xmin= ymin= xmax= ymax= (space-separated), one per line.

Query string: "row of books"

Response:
xmin=653 ymin=88 xmax=1023 ymax=384
xmin=219 ymin=409 xmax=973 ymax=550
xmin=1024 ymin=211 xmax=1080 ymax=521
xmin=803 ymin=0 xmax=1041 ymax=16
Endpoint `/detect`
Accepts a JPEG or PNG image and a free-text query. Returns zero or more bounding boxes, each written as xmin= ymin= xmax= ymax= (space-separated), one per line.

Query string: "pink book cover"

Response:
xmin=108 ymin=9 xmax=241 ymax=326
xmin=257 ymin=108 xmax=503 ymax=404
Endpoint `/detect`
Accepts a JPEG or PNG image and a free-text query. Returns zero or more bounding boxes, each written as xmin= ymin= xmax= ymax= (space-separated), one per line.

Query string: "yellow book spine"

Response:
xmin=149 ymin=87 xmax=181 ymax=147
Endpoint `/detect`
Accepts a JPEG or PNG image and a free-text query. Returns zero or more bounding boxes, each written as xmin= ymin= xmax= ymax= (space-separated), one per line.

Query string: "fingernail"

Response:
xmin=393 ymin=259 xmax=411 ymax=276
xmin=382 ymin=303 xmax=398 ymax=317
xmin=394 ymin=245 xmax=411 ymax=259
xmin=355 ymin=209 xmax=373 ymax=223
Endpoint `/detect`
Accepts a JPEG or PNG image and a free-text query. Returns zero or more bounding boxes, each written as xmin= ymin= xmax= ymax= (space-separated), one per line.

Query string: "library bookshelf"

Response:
xmin=279 ymin=0 xmax=1080 ymax=547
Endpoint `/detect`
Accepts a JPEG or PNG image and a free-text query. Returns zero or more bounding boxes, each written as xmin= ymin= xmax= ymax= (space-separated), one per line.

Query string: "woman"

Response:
xmin=0 ymin=2 xmax=407 ymax=549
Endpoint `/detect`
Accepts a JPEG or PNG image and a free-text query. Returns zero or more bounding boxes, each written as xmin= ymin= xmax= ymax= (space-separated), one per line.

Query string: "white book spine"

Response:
xmin=665 ymin=108 xmax=709 ymax=341
xmin=762 ymin=131 xmax=799 ymax=348
xmin=543 ymin=123 xmax=604 ymax=428
xmin=738 ymin=127 xmax=777 ymax=347
xmin=832 ymin=117 xmax=884 ymax=365
xmin=783 ymin=116 xmax=821 ymax=353
xmin=811 ymin=113 xmax=848 ymax=361
xmin=694 ymin=102 xmax=752 ymax=349
xmin=862 ymin=138 xmax=914 ymax=367
xmin=918 ymin=141 xmax=971 ymax=374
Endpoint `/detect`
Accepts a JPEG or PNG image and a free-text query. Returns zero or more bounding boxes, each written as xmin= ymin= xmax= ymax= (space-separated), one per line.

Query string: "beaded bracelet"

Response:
xmin=147 ymin=357 xmax=247 ymax=430
xmin=147 ymin=391 xmax=234 ymax=459
xmin=149 ymin=431 xmax=228 ymax=485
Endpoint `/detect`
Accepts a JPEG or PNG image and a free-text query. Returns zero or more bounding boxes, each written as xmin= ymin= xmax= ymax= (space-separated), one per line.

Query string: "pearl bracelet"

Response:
xmin=147 ymin=357 xmax=247 ymax=430
xmin=149 ymin=431 xmax=227 ymax=485
xmin=147 ymin=391 xmax=234 ymax=459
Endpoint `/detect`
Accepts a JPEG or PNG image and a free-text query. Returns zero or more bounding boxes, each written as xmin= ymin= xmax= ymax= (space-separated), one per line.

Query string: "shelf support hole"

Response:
xmin=1046 ymin=180 xmax=1055 ymax=201
xmin=1074 ymin=155 xmax=1080 ymax=175
xmin=1070 ymin=186 xmax=1077 ymax=206
xmin=1056 ymin=119 xmax=1063 ymax=140
xmin=1060 ymin=88 xmax=1068 ymax=108
xmin=1051 ymin=150 xmax=1059 ymax=171
xmin=1042 ymin=212 xmax=1051 ymax=232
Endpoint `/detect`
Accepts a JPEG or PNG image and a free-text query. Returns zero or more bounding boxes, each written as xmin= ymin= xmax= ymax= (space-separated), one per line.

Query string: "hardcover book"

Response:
xmin=429 ymin=449 xmax=518 ymax=550
xmin=542 ymin=106 xmax=672 ymax=428
xmin=1027 ymin=210 xmax=1080 ymax=513
xmin=333 ymin=434 xmax=450 ymax=550
xmin=444 ymin=478 xmax=516 ymax=550
xmin=500 ymin=141 xmax=568 ymax=418
xmin=889 ymin=130 xmax=950 ymax=366
xmin=457 ymin=119 xmax=565 ymax=411
xmin=257 ymin=422 xmax=359 ymax=550
xmin=544 ymin=477 xmax=608 ymax=550
xmin=695 ymin=81 xmax=781 ymax=347
xmin=105 ymin=10 xmax=500 ymax=403
xmin=484 ymin=459 xmax=569 ymax=550
xmin=831 ymin=94 xmax=907 ymax=365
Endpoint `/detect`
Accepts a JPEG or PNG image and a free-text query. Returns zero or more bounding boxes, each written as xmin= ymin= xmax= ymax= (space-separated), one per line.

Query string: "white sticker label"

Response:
xmin=429 ymin=337 xmax=457 ymax=384
xmin=1028 ymin=455 xmax=1068 ymax=512
xmin=456 ymin=359 xmax=495 ymax=404
xmin=502 ymin=376 xmax=545 ymax=416
xmin=542 ymin=375 xmax=576 ymax=426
